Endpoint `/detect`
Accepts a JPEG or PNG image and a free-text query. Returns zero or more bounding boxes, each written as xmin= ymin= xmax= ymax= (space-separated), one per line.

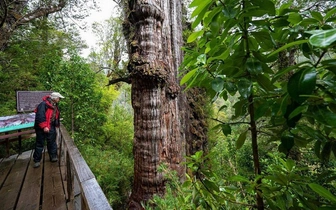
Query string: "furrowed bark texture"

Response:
xmin=127 ymin=0 xmax=185 ymax=209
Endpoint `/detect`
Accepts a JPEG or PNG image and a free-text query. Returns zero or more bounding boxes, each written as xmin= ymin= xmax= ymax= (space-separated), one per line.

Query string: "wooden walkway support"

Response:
xmin=0 ymin=124 xmax=112 ymax=210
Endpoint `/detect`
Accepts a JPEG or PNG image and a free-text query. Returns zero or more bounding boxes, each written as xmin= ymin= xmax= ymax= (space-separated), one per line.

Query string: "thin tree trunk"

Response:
xmin=127 ymin=1 xmax=185 ymax=209
xmin=248 ymin=94 xmax=264 ymax=210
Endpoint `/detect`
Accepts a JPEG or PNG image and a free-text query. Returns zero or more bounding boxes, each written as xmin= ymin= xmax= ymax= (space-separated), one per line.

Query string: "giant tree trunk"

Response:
xmin=127 ymin=0 xmax=185 ymax=209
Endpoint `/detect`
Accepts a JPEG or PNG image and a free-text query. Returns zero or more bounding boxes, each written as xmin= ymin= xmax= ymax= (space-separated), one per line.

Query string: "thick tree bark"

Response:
xmin=127 ymin=0 xmax=185 ymax=209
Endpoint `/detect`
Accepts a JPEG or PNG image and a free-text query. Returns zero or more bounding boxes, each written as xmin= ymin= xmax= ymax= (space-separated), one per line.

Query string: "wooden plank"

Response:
xmin=81 ymin=178 xmax=112 ymax=210
xmin=42 ymin=158 xmax=67 ymax=210
xmin=74 ymin=175 xmax=83 ymax=210
xmin=0 ymin=151 xmax=31 ymax=210
xmin=0 ymin=129 xmax=35 ymax=140
xmin=58 ymin=132 xmax=73 ymax=209
xmin=16 ymin=150 xmax=43 ymax=210
xmin=60 ymin=125 xmax=94 ymax=183
xmin=0 ymin=154 xmax=17 ymax=188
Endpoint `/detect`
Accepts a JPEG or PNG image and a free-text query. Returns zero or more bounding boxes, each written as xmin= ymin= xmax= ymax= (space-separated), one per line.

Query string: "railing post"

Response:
xmin=66 ymin=152 xmax=74 ymax=202
xmin=74 ymin=175 xmax=82 ymax=210
xmin=18 ymin=129 xmax=22 ymax=154
xmin=59 ymin=124 xmax=112 ymax=210
xmin=5 ymin=132 xmax=9 ymax=157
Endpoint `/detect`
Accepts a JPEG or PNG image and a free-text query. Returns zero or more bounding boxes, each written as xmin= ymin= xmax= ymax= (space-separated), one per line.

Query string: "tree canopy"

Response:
xmin=1 ymin=0 xmax=336 ymax=209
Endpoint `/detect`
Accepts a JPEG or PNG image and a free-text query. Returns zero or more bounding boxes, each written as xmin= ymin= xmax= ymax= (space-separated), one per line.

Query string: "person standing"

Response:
xmin=33 ymin=92 xmax=65 ymax=168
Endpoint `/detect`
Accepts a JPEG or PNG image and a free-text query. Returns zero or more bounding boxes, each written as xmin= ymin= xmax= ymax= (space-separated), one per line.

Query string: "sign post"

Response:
xmin=16 ymin=91 xmax=52 ymax=112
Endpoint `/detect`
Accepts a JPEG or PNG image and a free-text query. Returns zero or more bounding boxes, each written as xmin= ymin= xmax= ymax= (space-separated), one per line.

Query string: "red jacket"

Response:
xmin=34 ymin=96 xmax=60 ymax=130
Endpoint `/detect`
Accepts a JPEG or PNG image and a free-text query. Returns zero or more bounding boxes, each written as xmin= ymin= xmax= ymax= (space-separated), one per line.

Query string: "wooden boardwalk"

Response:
xmin=0 ymin=150 xmax=68 ymax=210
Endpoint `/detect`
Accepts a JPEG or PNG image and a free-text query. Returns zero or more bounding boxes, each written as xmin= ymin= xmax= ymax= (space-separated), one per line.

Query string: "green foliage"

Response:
xmin=78 ymin=86 xmax=134 ymax=209
xmin=149 ymin=151 xmax=336 ymax=210
xmin=101 ymin=86 xmax=133 ymax=153
xmin=39 ymin=49 xmax=117 ymax=143
xmin=0 ymin=20 xmax=64 ymax=115
xmin=145 ymin=164 xmax=192 ymax=210
xmin=0 ymin=11 xmax=134 ymax=209
xmin=178 ymin=0 xmax=336 ymax=208
xmin=79 ymin=144 xmax=134 ymax=209
xmin=88 ymin=16 xmax=128 ymax=82
xmin=261 ymin=154 xmax=336 ymax=209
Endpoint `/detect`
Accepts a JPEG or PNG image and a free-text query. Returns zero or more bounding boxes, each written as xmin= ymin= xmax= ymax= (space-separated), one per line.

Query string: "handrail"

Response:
xmin=58 ymin=124 xmax=112 ymax=210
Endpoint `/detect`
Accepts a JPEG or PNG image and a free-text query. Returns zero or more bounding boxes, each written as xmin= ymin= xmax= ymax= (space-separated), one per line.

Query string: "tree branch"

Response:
xmin=17 ymin=1 xmax=66 ymax=26
xmin=107 ymin=77 xmax=131 ymax=86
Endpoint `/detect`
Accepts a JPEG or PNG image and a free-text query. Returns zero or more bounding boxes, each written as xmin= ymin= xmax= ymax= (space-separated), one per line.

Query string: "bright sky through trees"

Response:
xmin=80 ymin=0 xmax=117 ymax=57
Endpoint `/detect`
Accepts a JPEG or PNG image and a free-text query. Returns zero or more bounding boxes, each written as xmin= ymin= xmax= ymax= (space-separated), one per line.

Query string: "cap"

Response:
xmin=50 ymin=92 xmax=65 ymax=99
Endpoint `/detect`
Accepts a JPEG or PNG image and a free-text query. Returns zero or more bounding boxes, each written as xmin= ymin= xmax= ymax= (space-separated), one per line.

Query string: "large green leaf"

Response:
xmin=280 ymin=131 xmax=294 ymax=151
xmin=310 ymin=105 xmax=336 ymax=127
xmin=180 ymin=68 xmax=197 ymax=85
xmin=254 ymin=100 xmax=271 ymax=120
xmin=277 ymin=2 xmax=292 ymax=15
xmin=309 ymin=28 xmax=336 ymax=48
xmin=236 ymin=130 xmax=247 ymax=149
xmin=212 ymin=77 xmax=224 ymax=92
xmin=221 ymin=124 xmax=231 ymax=136
xmin=208 ymin=48 xmax=230 ymax=62
xmin=308 ymin=183 xmax=336 ymax=203
xmin=314 ymin=140 xmax=321 ymax=158
xmin=222 ymin=4 xmax=238 ymax=19
xmin=225 ymin=81 xmax=237 ymax=95
xmin=287 ymin=67 xmax=316 ymax=104
xmin=288 ymin=105 xmax=307 ymax=120
xmin=228 ymin=175 xmax=250 ymax=182
xmin=310 ymin=11 xmax=323 ymax=22
xmin=288 ymin=12 xmax=302 ymax=25
xmin=321 ymin=59 xmax=336 ymax=75
xmin=187 ymin=30 xmax=204 ymax=43
xmin=300 ymin=18 xmax=319 ymax=27
xmin=197 ymin=54 xmax=206 ymax=65
xmin=321 ymin=141 xmax=332 ymax=163
xmin=294 ymin=135 xmax=311 ymax=147
xmin=267 ymin=40 xmax=309 ymax=57
xmin=203 ymin=6 xmax=222 ymax=26
xmin=233 ymin=100 xmax=246 ymax=118
xmin=284 ymin=102 xmax=302 ymax=128
xmin=238 ymin=78 xmax=252 ymax=99
xmin=252 ymin=31 xmax=274 ymax=51
xmin=246 ymin=58 xmax=262 ymax=75
xmin=191 ymin=0 xmax=212 ymax=28
xmin=255 ymin=74 xmax=275 ymax=92
xmin=325 ymin=7 xmax=336 ymax=21
xmin=190 ymin=0 xmax=211 ymax=16
xmin=332 ymin=142 xmax=336 ymax=160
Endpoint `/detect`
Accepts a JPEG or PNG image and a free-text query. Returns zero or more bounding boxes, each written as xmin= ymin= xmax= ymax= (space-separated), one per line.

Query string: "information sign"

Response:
xmin=16 ymin=91 xmax=52 ymax=112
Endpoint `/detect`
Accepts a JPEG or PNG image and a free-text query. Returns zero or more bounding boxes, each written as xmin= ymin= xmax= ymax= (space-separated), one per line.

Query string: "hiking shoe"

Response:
xmin=51 ymin=157 xmax=58 ymax=162
xmin=33 ymin=162 xmax=40 ymax=168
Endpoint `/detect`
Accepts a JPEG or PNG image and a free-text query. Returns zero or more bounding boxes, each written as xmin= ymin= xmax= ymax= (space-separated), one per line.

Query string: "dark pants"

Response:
xmin=33 ymin=126 xmax=57 ymax=162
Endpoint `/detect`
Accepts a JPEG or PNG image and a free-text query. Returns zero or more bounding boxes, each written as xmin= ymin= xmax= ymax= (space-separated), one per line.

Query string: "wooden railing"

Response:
xmin=0 ymin=129 xmax=35 ymax=156
xmin=58 ymin=124 xmax=113 ymax=210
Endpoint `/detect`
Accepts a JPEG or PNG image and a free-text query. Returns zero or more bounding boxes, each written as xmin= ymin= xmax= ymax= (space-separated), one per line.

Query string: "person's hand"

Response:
xmin=43 ymin=127 xmax=49 ymax=133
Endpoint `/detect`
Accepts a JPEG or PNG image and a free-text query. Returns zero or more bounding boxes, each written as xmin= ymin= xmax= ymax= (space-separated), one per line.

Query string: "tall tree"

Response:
xmin=88 ymin=16 xmax=129 ymax=84
xmin=122 ymin=0 xmax=186 ymax=208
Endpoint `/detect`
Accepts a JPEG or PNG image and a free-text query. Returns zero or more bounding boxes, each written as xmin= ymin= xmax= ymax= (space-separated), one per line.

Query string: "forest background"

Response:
xmin=0 ymin=0 xmax=336 ymax=209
